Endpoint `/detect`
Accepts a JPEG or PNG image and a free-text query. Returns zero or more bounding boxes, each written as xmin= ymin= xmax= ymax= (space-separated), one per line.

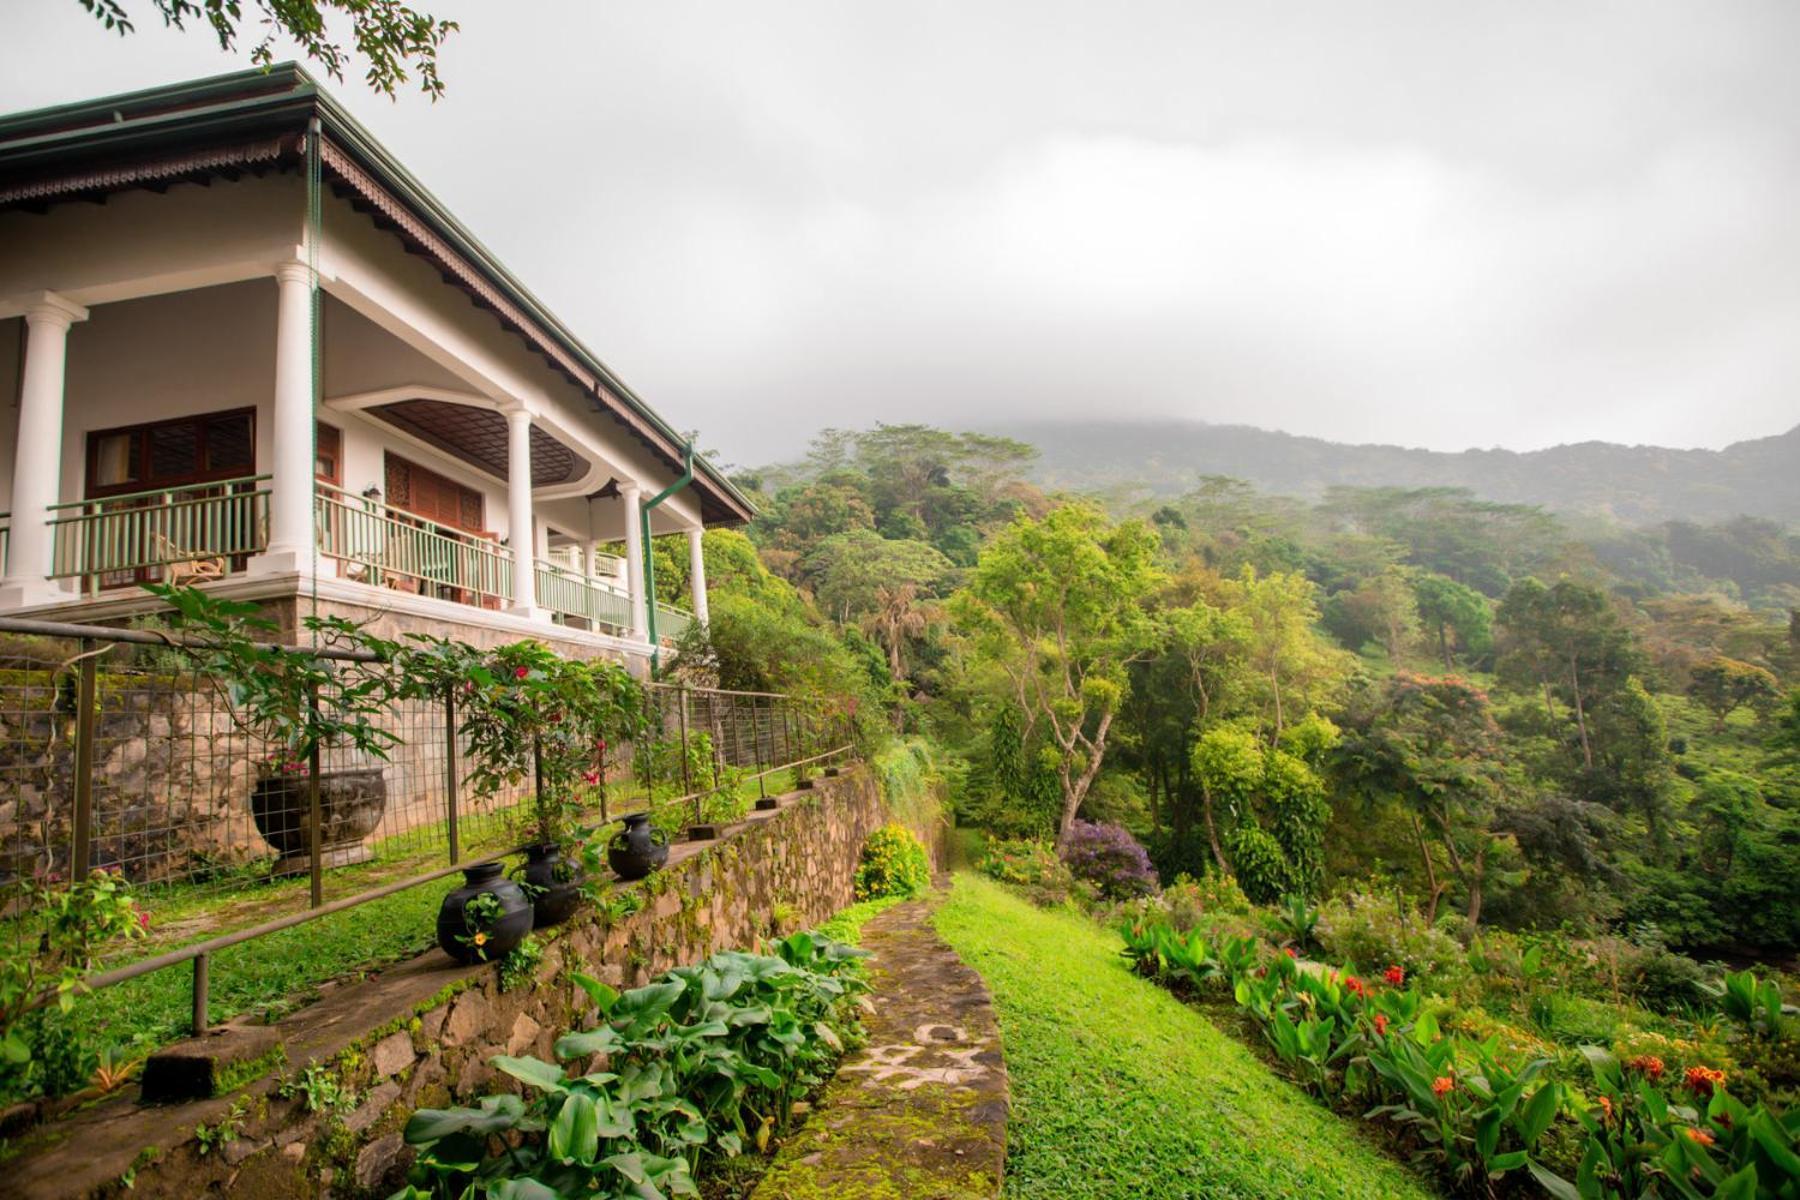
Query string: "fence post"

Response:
xmin=307 ymin=683 xmax=324 ymax=909
xmin=444 ymin=685 xmax=460 ymax=864
xmin=71 ymin=638 xmax=98 ymax=879
xmin=676 ymin=686 xmax=693 ymax=796
xmin=754 ymin=695 xmax=767 ymax=800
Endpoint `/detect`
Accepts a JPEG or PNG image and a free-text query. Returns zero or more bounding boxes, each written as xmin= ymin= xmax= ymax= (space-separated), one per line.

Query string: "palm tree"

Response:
xmin=862 ymin=582 xmax=931 ymax=681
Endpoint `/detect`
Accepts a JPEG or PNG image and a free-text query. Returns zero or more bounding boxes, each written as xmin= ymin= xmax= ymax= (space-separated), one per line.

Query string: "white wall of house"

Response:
xmin=0 ymin=173 xmax=710 ymax=616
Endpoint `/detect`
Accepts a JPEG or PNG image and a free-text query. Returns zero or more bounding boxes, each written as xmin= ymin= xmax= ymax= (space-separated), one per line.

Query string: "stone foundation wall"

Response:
xmin=7 ymin=762 xmax=948 ymax=1199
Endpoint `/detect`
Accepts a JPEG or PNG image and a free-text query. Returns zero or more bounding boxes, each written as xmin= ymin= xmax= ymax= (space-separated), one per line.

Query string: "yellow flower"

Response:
xmin=472 ymin=932 xmax=488 ymax=946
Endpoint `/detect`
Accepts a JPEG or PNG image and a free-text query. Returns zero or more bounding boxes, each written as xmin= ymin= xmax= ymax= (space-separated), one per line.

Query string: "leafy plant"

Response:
xmin=853 ymin=823 xmax=931 ymax=901
xmin=279 ymin=1062 xmax=358 ymax=1118
xmin=498 ymin=936 xmax=544 ymax=994
xmin=1705 ymin=969 xmax=1794 ymax=1042
xmin=1268 ymin=893 xmax=1321 ymax=955
xmin=393 ymin=932 xmax=871 ymax=1199
xmin=147 ymin=583 xmax=403 ymax=773
xmin=0 ymin=868 xmax=146 ymax=1080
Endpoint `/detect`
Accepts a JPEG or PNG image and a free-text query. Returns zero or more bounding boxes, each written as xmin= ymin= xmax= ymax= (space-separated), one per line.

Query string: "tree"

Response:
xmin=951 ymin=505 xmax=1162 ymax=848
xmin=1323 ymin=567 xmax=1421 ymax=659
xmin=1335 ymin=673 xmax=1506 ymax=926
xmin=1191 ymin=719 xmax=1335 ymax=902
xmin=804 ymin=530 xmax=951 ymax=627
xmin=861 ymin=582 xmax=934 ymax=683
xmin=1211 ymin=568 xmax=1351 ymax=738
xmin=1412 ymin=571 xmax=1494 ymax=669
xmin=1496 ymin=578 xmax=1641 ymax=771
xmin=75 ymin=0 xmax=458 ymax=97
xmin=1687 ymin=657 xmax=1781 ymax=733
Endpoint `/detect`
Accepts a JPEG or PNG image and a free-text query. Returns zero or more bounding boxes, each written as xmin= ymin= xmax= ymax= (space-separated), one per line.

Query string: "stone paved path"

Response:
xmin=752 ymin=893 xmax=1008 ymax=1199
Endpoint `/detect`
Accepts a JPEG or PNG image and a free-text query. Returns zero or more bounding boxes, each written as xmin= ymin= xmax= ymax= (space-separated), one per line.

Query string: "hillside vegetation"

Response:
xmin=992 ymin=418 xmax=1800 ymax=527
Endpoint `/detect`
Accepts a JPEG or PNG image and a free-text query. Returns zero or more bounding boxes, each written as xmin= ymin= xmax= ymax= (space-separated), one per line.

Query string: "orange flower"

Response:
xmin=1626 ymin=1055 xmax=1666 ymax=1081
xmin=1597 ymin=1095 xmax=1613 ymax=1121
xmin=472 ymin=931 xmax=488 ymax=947
xmin=1373 ymin=1013 xmax=1389 ymax=1036
xmin=1684 ymin=1066 xmax=1726 ymax=1097
xmin=1345 ymin=976 xmax=1368 ymax=998
xmin=1383 ymin=965 xmax=1405 ymax=986
xmin=1431 ymin=1076 xmax=1455 ymax=1098
xmin=1683 ymin=1127 xmax=1714 ymax=1147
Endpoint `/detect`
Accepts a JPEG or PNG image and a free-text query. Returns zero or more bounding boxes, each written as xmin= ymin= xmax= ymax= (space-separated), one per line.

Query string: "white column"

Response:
xmin=0 ymin=292 xmax=88 ymax=608
xmin=686 ymin=526 xmax=709 ymax=626
xmin=620 ymin=482 xmax=647 ymax=640
xmin=505 ymin=408 xmax=539 ymax=616
xmin=252 ymin=261 xmax=318 ymax=575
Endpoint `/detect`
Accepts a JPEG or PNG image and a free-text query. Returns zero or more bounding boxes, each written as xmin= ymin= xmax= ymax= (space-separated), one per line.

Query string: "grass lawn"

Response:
xmin=934 ymin=875 xmax=1440 ymax=1200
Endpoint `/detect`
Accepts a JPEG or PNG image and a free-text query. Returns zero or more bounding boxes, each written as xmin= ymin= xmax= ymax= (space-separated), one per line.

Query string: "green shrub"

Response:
xmin=1159 ymin=871 xmax=1252 ymax=930
xmin=1623 ymin=945 xmax=1710 ymax=1014
xmin=854 ymin=823 xmax=931 ymax=901
xmin=975 ymin=838 xmax=1074 ymax=906
xmin=1314 ymin=890 xmax=1465 ymax=982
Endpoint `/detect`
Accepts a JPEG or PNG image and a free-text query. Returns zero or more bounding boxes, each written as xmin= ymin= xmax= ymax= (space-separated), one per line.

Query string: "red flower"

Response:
xmin=463 ymin=678 xmax=477 ymax=693
xmin=1344 ymin=976 xmax=1368 ymax=998
xmin=136 ymin=908 xmax=151 ymax=932
xmin=1373 ymin=1013 xmax=1388 ymax=1036
xmin=513 ymin=666 xmax=530 ymax=680
xmin=1683 ymin=1127 xmax=1714 ymax=1147
xmin=1383 ymin=965 xmax=1405 ymax=986
xmin=594 ymin=738 xmax=607 ymax=753
xmin=1431 ymin=1076 xmax=1455 ymax=1098
xmin=1596 ymin=1095 xmax=1613 ymax=1121
xmin=1626 ymin=1055 xmax=1666 ymax=1081
xmin=1684 ymin=1066 xmax=1726 ymax=1097
xmin=1282 ymin=946 xmax=1297 ymax=959
xmin=582 ymin=770 xmax=600 ymax=785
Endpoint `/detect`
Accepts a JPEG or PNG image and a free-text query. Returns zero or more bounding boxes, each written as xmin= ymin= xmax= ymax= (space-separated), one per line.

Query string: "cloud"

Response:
xmin=6 ymin=0 xmax=1800 ymax=463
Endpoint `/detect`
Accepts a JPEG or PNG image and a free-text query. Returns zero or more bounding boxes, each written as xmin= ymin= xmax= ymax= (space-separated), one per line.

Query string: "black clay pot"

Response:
xmin=607 ymin=813 xmax=669 ymax=882
xmin=250 ymin=767 xmax=387 ymax=876
xmin=518 ymin=842 xmax=583 ymax=928
xmin=436 ymin=862 xmax=534 ymax=964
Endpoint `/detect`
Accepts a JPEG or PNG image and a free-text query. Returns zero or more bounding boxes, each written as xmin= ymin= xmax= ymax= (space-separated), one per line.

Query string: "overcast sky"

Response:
xmin=6 ymin=2 xmax=1800 ymax=464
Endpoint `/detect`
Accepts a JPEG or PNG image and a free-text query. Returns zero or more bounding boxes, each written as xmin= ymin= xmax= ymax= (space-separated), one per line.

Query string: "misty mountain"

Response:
xmin=990 ymin=419 xmax=1800 ymax=526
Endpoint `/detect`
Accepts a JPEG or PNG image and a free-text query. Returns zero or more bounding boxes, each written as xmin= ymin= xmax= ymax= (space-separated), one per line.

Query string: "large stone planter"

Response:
xmin=249 ymin=766 xmax=387 ymax=875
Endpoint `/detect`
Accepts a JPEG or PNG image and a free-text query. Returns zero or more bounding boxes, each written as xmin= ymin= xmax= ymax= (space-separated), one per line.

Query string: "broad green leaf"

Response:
xmin=492 ymin=1055 xmax=568 ymax=1094
xmin=1527 ymin=1158 xmax=1582 ymax=1200
xmin=548 ymin=1092 xmax=599 ymax=1165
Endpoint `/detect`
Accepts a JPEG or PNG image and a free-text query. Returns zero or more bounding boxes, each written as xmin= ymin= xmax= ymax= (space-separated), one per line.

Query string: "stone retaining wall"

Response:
xmin=6 ymin=762 xmax=946 ymax=1199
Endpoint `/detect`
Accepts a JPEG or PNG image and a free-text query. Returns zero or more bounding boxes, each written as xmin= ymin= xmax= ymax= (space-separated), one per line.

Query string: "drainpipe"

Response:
xmin=640 ymin=441 xmax=694 ymax=678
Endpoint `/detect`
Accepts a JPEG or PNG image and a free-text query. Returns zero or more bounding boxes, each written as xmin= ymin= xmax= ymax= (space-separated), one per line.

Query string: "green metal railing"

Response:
xmin=47 ymin=476 xmax=271 ymax=596
xmin=535 ymin=557 xmax=633 ymax=631
xmin=656 ymin=601 xmax=694 ymax=644
xmin=316 ymin=482 xmax=512 ymax=607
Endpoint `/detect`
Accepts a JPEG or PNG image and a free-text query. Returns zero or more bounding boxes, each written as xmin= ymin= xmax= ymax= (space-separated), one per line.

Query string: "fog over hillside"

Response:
xmin=987 ymin=419 xmax=1800 ymax=526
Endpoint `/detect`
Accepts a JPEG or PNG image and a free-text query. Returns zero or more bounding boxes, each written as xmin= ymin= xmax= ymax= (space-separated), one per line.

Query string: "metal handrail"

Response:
xmin=45 ymin=474 xmax=272 ymax=509
xmin=316 ymin=482 xmax=512 ymax=606
xmin=46 ymin=476 xmax=272 ymax=593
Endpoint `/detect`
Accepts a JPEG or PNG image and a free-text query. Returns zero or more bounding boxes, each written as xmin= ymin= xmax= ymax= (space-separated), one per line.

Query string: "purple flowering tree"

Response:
xmin=1060 ymin=820 xmax=1159 ymax=899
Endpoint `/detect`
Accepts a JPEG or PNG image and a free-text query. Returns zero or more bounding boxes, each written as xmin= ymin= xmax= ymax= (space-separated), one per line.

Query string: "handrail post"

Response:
xmin=307 ymin=683 xmax=323 ymax=910
xmin=71 ymin=638 xmax=97 ymax=878
xmin=192 ymin=952 xmax=210 ymax=1035
xmin=444 ymin=685 xmax=460 ymax=864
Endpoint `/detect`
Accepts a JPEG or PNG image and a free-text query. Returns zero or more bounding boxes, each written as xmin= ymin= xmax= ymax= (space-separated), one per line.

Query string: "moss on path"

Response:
xmin=754 ymin=894 xmax=1007 ymax=1200
xmin=934 ymin=875 xmax=1440 ymax=1200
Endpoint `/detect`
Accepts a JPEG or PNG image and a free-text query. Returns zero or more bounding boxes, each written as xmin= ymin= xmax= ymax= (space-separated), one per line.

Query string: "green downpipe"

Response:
xmin=640 ymin=441 xmax=694 ymax=678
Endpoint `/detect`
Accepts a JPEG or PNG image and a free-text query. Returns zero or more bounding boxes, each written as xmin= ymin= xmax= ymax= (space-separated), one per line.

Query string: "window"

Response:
xmin=384 ymin=452 xmax=485 ymax=532
xmin=315 ymin=422 xmax=342 ymax=486
xmin=85 ymin=408 xmax=256 ymax=498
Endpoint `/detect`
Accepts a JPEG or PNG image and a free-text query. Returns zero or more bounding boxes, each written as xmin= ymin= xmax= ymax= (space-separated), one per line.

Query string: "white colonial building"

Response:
xmin=0 ymin=65 xmax=746 ymax=665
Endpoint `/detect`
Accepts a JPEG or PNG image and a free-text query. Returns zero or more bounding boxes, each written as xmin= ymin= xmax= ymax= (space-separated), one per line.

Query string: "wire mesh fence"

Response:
xmin=0 ymin=614 xmax=852 ymax=989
